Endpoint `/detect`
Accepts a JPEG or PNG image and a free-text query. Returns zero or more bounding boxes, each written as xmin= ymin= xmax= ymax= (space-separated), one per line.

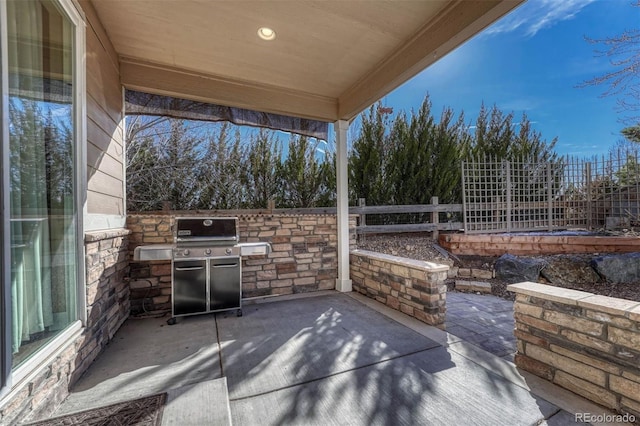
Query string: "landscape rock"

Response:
xmin=495 ymin=254 xmax=547 ymax=284
xmin=540 ymin=255 xmax=601 ymax=285
xmin=590 ymin=253 xmax=640 ymax=284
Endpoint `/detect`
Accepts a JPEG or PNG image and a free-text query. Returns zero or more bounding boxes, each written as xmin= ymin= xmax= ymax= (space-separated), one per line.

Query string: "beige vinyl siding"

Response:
xmin=84 ymin=0 xmax=125 ymax=216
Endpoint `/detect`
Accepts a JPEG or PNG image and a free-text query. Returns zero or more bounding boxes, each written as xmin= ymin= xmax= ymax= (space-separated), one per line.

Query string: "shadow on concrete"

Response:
xmin=220 ymin=293 xmax=562 ymax=425
xmin=57 ymin=314 xmax=221 ymax=414
xmin=55 ymin=291 xmax=601 ymax=425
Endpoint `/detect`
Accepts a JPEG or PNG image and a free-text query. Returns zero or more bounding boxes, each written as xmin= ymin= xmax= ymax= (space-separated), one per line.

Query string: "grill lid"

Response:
xmin=175 ymin=217 xmax=238 ymax=244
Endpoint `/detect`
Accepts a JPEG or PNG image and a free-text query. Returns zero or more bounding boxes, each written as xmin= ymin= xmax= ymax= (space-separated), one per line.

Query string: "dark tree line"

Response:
xmin=9 ymin=99 xmax=74 ymax=215
xmin=126 ymin=118 xmax=335 ymax=211
xmin=126 ymin=94 xmax=558 ymax=211
xmin=349 ymin=96 xmax=557 ymax=206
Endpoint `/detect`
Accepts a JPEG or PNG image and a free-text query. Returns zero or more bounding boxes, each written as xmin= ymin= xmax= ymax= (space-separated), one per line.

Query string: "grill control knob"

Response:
xmin=183 ymin=249 xmax=190 ymax=256
xmin=205 ymin=248 xmax=212 ymax=255
xmin=225 ymin=248 xmax=232 ymax=255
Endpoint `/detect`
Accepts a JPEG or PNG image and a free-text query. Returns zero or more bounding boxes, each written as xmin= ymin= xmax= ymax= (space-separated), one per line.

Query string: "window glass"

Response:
xmin=7 ymin=0 xmax=77 ymax=367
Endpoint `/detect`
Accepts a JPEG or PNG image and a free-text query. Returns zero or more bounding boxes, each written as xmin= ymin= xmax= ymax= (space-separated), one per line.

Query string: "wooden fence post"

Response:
xmin=585 ymin=162 xmax=592 ymax=230
xmin=431 ymin=196 xmax=439 ymax=240
xmin=505 ymin=160 xmax=512 ymax=232
xmin=547 ymin=163 xmax=553 ymax=231
xmin=358 ymin=198 xmax=366 ymax=228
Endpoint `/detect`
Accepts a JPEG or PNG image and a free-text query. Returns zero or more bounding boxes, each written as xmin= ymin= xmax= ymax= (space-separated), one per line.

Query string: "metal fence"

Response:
xmin=462 ymin=147 xmax=640 ymax=234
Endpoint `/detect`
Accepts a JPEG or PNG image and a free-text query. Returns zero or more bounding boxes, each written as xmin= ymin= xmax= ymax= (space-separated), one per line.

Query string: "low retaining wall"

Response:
xmin=509 ymin=282 xmax=640 ymax=420
xmin=440 ymin=233 xmax=640 ymax=256
xmin=127 ymin=213 xmax=357 ymax=314
xmin=350 ymin=250 xmax=448 ymax=325
xmin=0 ymin=229 xmax=130 ymax=424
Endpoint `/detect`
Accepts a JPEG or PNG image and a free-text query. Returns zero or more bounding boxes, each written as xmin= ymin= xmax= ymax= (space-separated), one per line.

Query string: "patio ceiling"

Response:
xmin=87 ymin=0 xmax=523 ymax=123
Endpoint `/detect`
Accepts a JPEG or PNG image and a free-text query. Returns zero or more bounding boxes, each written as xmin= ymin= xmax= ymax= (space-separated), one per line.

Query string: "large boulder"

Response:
xmin=540 ymin=255 xmax=601 ymax=285
xmin=590 ymin=253 xmax=640 ymax=284
xmin=495 ymin=254 xmax=547 ymax=284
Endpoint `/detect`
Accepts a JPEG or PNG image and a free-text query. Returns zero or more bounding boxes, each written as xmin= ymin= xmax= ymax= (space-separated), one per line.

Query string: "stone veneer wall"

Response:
xmin=83 ymin=230 xmax=132 ymax=355
xmin=126 ymin=213 xmax=357 ymax=314
xmin=350 ymin=250 xmax=448 ymax=325
xmin=508 ymin=282 xmax=640 ymax=420
xmin=0 ymin=229 xmax=130 ymax=424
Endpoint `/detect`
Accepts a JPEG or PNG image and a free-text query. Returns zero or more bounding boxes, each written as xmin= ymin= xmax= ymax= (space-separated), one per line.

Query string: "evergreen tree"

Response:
xmin=160 ymin=119 xmax=203 ymax=210
xmin=9 ymin=99 xmax=73 ymax=213
xmin=386 ymin=110 xmax=415 ymax=205
xmin=242 ymin=128 xmax=282 ymax=208
xmin=348 ymin=96 xmax=559 ymax=208
xmin=126 ymin=117 xmax=204 ymax=211
xmin=278 ymin=135 xmax=332 ymax=207
xmin=511 ymin=112 xmax=558 ymax=161
xmin=348 ymin=103 xmax=390 ymax=205
xmin=426 ymin=107 xmax=470 ymax=204
xmin=318 ymin=150 xmax=337 ymax=207
xmin=622 ymin=125 xmax=640 ymax=143
xmin=386 ymin=98 xmax=468 ymax=205
xmin=468 ymin=106 xmax=557 ymax=161
xmin=126 ymin=118 xmax=164 ymax=211
xmin=616 ymin=153 xmax=640 ymax=186
xmin=199 ymin=123 xmax=245 ymax=209
xmin=470 ymin=104 xmax=515 ymax=159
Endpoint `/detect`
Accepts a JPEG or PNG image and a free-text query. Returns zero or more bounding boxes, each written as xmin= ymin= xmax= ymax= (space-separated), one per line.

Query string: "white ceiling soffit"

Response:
xmin=88 ymin=0 xmax=523 ymax=122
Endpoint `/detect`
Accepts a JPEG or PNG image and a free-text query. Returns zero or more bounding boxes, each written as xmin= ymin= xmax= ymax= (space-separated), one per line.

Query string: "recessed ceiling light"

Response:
xmin=257 ymin=27 xmax=276 ymax=41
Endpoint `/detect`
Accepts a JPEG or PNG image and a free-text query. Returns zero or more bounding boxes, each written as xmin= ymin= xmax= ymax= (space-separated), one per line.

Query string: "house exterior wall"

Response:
xmin=82 ymin=0 xmax=126 ymax=219
xmin=509 ymin=282 xmax=640 ymax=420
xmin=127 ymin=213 xmax=357 ymax=314
xmin=0 ymin=3 xmax=130 ymax=422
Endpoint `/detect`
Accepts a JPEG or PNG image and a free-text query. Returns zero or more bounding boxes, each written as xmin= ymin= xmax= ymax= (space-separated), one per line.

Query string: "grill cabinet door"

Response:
xmin=210 ymin=257 xmax=241 ymax=311
xmin=173 ymin=260 xmax=207 ymax=315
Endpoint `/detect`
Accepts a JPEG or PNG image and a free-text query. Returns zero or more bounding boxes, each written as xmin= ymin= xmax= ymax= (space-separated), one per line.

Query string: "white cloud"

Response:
xmin=484 ymin=0 xmax=596 ymax=38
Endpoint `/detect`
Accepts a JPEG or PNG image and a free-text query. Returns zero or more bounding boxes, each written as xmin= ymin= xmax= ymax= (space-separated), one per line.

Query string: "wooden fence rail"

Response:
xmin=350 ymin=197 xmax=463 ymax=237
xmin=273 ymin=197 xmax=463 ymax=236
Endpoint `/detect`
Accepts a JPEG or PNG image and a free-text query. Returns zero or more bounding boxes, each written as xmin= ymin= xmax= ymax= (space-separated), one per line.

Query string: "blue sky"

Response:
xmin=349 ymin=0 xmax=640 ymax=158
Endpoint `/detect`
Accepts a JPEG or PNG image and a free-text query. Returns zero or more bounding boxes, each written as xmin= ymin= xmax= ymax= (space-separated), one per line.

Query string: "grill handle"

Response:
xmin=212 ymin=263 xmax=239 ymax=268
xmin=174 ymin=266 xmax=205 ymax=271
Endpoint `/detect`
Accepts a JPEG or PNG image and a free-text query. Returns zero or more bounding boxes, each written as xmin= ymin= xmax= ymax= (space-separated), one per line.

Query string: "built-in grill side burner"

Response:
xmin=169 ymin=217 xmax=243 ymax=324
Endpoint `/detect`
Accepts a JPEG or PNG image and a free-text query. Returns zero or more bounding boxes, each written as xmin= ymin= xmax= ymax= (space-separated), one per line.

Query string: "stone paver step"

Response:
xmin=455 ymin=280 xmax=492 ymax=293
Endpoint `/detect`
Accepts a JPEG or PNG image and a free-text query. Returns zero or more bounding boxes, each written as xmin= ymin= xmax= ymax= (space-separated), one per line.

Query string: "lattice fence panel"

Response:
xmin=462 ymin=148 xmax=640 ymax=234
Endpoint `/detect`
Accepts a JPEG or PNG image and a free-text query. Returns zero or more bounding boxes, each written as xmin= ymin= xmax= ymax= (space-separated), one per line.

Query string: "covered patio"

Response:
xmin=85 ymin=0 xmax=529 ymax=294
xmin=7 ymin=0 xmax=634 ymax=423
xmin=48 ymin=291 xmax=611 ymax=425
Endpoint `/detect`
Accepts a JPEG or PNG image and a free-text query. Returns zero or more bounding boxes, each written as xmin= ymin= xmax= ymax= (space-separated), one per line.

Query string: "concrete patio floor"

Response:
xmin=445 ymin=292 xmax=516 ymax=361
xmin=48 ymin=291 xmax=625 ymax=425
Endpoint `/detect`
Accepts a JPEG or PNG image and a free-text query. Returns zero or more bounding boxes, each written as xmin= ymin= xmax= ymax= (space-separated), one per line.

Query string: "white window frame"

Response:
xmin=0 ymin=0 xmax=11 ymax=401
xmin=0 ymin=0 xmax=86 ymax=399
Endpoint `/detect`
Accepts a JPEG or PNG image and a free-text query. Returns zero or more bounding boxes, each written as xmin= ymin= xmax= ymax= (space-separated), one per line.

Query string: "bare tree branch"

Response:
xmin=579 ymin=1 xmax=640 ymax=125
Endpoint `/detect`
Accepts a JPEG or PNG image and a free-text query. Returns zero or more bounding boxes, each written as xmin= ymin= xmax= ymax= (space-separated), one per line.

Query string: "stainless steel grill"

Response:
xmin=169 ymin=217 xmax=243 ymax=324
xmin=132 ymin=216 xmax=271 ymax=325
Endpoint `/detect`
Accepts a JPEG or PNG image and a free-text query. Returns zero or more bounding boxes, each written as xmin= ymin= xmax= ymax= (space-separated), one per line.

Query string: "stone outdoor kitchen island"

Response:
xmin=126 ymin=213 xmax=357 ymax=314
